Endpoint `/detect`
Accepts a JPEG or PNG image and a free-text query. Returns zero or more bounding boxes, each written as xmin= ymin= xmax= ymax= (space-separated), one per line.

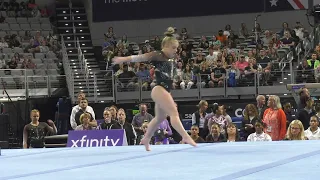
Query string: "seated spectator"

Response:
xmin=117 ymin=108 xmax=137 ymax=145
xmin=74 ymin=98 xmax=97 ymax=129
xmin=296 ymin=59 xmax=313 ymax=83
xmin=235 ymin=55 xmax=248 ymax=74
xmin=284 ymin=120 xmax=308 ymax=140
xmin=136 ymin=122 xmax=150 ymax=145
xmin=307 ymin=53 xmax=320 ymax=69
xmin=154 ymin=117 xmax=172 ymax=145
xmin=152 ymin=36 xmax=161 ymax=50
xmin=117 ymin=64 xmax=138 ymax=91
xmin=199 ymin=62 xmax=213 ymax=88
xmin=216 ymin=30 xmax=228 ymax=45
xmin=280 ymin=31 xmax=295 ymax=48
xmin=244 ymin=58 xmax=258 ymax=80
xmin=75 ymin=113 xmax=97 ymax=130
xmin=211 ymin=60 xmax=226 ymax=87
xmin=247 ymin=121 xmax=272 ymax=141
xmin=136 ymin=63 xmax=151 ymax=91
xmin=304 ymin=116 xmax=320 ymax=140
xmin=226 ymin=62 xmax=240 ymax=87
xmin=70 ymin=92 xmax=95 ymax=130
xmin=182 ymin=125 xmax=205 ymax=144
xmin=23 ymin=109 xmax=57 ymax=148
xmin=180 ymin=64 xmax=194 ymax=90
xmin=99 ymin=109 xmax=121 ymax=130
xmin=206 ymin=123 xmax=226 ymax=143
xmin=225 ymin=123 xmax=240 ymax=142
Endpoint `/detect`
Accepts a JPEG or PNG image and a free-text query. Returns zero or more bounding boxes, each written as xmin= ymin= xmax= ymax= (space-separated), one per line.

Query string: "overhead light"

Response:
xmin=279 ymin=82 xmax=283 ymax=84
xmin=69 ymin=51 xmax=72 ymax=52
xmin=67 ymin=37 xmax=70 ymax=39
xmin=68 ymin=44 xmax=71 ymax=46
xmin=288 ymin=74 xmax=291 ymax=76
xmin=65 ymin=24 xmax=68 ymax=26
xmin=80 ymin=30 xmax=82 ymax=32
xmin=84 ymin=50 xmax=87 ymax=52
xmin=76 ymin=11 xmax=79 ymax=13
xmin=79 ymin=23 xmax=82 ymax=25
xmin=66 ymin=30 xmax=69 ymax=32
xmin=63 ymin=11 xmax=66 ymax=13
xmin=64 ymin=17 xmax=67 ymax=19
xmin=81 ymin=37 xmax=84 ymax=38
xmin=77 ymin=17 xmax=80 ymax=19
xmin=82 ymin=44 xmax=85 ymax=45
xmin=284 ymin=94 xmax=287 ymax=96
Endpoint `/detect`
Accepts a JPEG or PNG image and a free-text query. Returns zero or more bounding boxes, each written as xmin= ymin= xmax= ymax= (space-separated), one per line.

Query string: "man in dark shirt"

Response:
xmin=211 ymin=60 xmax=226 ymax=87
xmin=117 ymin=64 xmax=138 ymax=91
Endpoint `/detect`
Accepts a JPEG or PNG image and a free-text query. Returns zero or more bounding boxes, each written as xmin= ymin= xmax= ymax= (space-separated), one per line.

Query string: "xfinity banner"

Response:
xmin=92 ymin=0 xmax=263 ymax=22
xmin=67 ymin=129 xmax=128 ymax=148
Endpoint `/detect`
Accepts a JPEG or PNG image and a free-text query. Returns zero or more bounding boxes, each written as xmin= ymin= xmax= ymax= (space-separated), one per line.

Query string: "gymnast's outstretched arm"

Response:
xmin=112 ymin=52 xmax=158 ymax=64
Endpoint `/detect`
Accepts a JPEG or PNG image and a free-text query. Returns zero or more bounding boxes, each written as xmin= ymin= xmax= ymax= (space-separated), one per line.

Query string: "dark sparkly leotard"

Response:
xmin=145 ymin=51 xmax=174 ymax=92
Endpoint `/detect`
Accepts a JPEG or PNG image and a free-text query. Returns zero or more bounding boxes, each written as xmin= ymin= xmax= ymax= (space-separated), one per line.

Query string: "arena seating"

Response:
xmin=0 ymin=7 xmax=64 ymax=99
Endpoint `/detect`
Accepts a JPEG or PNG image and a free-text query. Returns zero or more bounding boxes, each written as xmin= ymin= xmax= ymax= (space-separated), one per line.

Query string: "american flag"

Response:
xmin=265 ymin=0 xmax=308 ymax=12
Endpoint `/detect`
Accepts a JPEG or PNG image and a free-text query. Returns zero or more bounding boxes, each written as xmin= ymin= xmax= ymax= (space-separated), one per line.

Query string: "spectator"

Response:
xmin=304 ymin=116 xmax=320 ymax=140
xmin=297 ymin=97 xmax=316 ymax=130
xmin=247 ymin=121 xmax=272 ymax=142
xmin=206 ymin=123 xmax=226 ymax=143
xmin=262 ymin=95 xmax=287 ymax=141
xmin=284 ymin=120 xmax=307 ymax=140
xmin=117 ymin=108 xmax=137 ymax=145
xmin=75 ymin=113 xmax=96 ymax=130
xmin=241 ymin=104 xmax=260 ymax=140
xmin=131 ymin=104 xmax=153 ymax=136
xmin=70 ymin=93 xmax=95 ymax=130
xmin=192 ymin=100 xmax=209 ymax=139
xmin=100 ymin=109 xmax=121 ymax=130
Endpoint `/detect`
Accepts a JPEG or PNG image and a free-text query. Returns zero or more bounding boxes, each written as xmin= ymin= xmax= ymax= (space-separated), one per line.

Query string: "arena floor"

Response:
xmin=0 ymin=140 xmax=319 ymax=180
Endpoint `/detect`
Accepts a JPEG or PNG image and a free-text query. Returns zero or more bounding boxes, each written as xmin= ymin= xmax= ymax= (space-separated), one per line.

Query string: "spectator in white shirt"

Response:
xmin=247 ymin=121 xmax=272 ymax=142
xmin=304 ymin=116 xmax=320 ymax=140
xmin=70 ymin=92 xmax=95 ymax=129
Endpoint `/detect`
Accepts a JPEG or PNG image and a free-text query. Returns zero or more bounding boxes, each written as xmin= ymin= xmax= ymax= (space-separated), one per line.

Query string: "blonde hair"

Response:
xmin=80 ymin=113 xmax=91 ymax=124
xmin=30 ymin=109 xmax=40 ymax=115
xmin=197 ymin=100 xmax=208 ymax=108
xmin=286 ymin=120 xmax=306 ymax=140
xmin=161 ymin=27 xmax=177 ymax=48
xmin=142 ymin=122 xmax=148 ymax=128
xmin=269 ymin=95 xmax=282 ymax=109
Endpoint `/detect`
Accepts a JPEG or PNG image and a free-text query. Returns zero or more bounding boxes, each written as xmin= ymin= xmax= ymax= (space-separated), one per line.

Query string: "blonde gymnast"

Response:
xmin=112 ymin=27 xmax=197 ymax=151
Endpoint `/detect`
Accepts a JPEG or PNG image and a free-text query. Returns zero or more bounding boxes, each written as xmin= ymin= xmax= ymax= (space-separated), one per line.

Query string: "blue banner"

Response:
xmin=92 ymin=0 xmax=301 ymax=22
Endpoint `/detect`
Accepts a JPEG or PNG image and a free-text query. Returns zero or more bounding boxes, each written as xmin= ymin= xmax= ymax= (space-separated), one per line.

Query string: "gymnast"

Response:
xmin=112 ymin=27 xmax=197 ymax=151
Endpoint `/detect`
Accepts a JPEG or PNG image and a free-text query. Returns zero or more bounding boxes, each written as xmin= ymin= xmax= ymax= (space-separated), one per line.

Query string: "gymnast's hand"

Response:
xmin=112 ymin=56 xmax=127 ymax=65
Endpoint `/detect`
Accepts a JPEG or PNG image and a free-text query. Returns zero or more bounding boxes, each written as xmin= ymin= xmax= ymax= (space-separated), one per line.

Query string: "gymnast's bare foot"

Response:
xmin=140 ymin=136 xmax=151 ymax=151
xmin=182 ymin=135 xmax=197 ymax=147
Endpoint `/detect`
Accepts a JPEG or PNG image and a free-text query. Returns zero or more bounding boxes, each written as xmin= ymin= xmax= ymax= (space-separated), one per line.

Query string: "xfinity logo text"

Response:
xmin=71 ymin=135 xmax=120 ymax=147
xmin=106 ymin=0 xmax=147 ymax=4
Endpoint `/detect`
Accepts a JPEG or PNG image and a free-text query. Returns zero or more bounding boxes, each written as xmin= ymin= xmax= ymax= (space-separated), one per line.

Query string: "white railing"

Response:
xmin=76 ymin=37 xmax=90 ymax=95
xmin=61 ymin=35 xmax=75 ymax=103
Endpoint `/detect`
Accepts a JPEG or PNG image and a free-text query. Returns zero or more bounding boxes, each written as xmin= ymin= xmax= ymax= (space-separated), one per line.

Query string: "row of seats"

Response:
xmin=0 ymin=23 xmax=51 ymax=31
xmin=0 ymin=16 xmax=51 ymax=24
xmin=0 ymin=69 xmax=59 ymax=76
xmin=0 ymin=52 xmax=56 ymax=59
xmin=0 ymin=30 xmax=53 ymax=38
